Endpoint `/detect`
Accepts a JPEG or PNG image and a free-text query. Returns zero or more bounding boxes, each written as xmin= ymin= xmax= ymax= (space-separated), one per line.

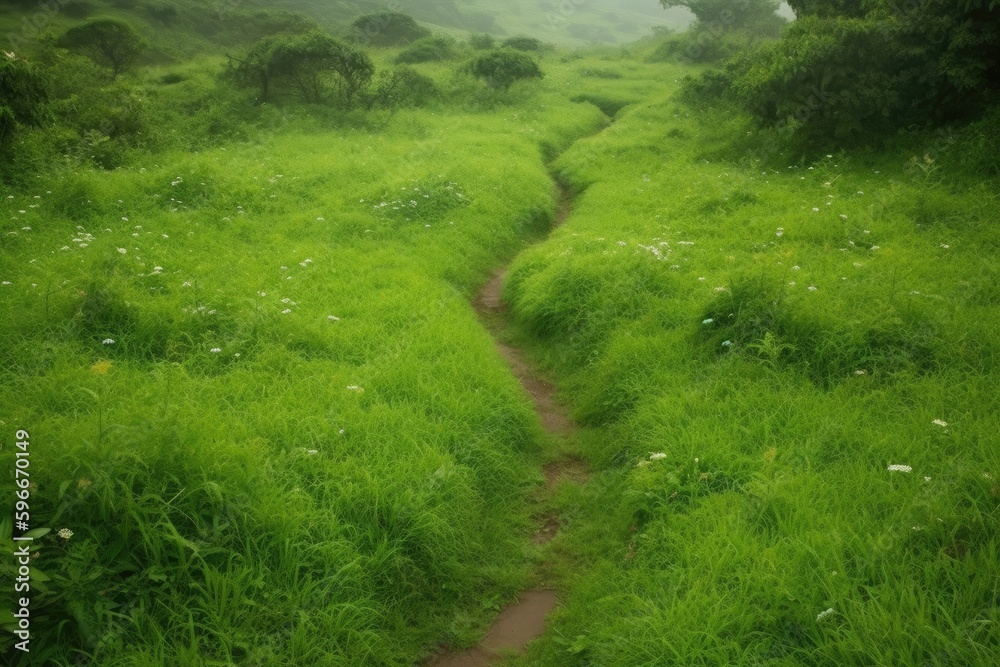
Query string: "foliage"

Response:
xmin=706 ymin=0 xmax=1000 ymax=148
xmin=368 ymin=66 xmax=438 ymax=109
xmin=0 ymin=54 xmax=49 ymax=164
xmin=501 ymin=35 xmax=544 ymax=51
xmin=661 ymin=0 xmax=784 ymax=33
xmin=468 ymin=49 xmax=544 ymax=91
xmin=350 ymin=12 xmax=430 ymax=47
xmin=469 ymin=33 xmax=496 ymax=50
xmin=228 ymin=31 xmax=375 ymax=107
xmin=57 ymin=18 xmax=146 ymax=78
xmin=395 ymin=36 xmax=456 ymax=65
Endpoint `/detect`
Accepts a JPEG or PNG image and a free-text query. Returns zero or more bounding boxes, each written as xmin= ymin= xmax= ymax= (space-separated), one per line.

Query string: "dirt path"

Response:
xmin=424 ymin=179 xmax=586 ymax=667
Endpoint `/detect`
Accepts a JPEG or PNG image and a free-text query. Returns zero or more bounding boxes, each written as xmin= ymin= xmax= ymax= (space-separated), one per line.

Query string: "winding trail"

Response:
xmin=424 ymin=171 xmax=588 ymax=667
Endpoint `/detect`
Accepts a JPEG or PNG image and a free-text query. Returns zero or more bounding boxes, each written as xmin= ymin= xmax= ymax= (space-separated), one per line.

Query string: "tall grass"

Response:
xmin=505 ymin=88 xmax=1000 ymax=666
xmin=0 ymin=72 xmax=606 ymax=663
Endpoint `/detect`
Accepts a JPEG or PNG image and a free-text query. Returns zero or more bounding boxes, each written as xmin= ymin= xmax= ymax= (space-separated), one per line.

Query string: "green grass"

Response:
xmin=2 ymin=4 xmax=999 ymax=665
xmin=0 ymin=53 xmax=609 ymax=663
xmin=503 ymin=86 xmax=1000 ymax=666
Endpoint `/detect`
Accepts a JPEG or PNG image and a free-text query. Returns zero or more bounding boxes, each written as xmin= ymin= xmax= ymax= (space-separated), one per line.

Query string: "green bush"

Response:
xmin=501 ymin=36 xmax=543 ymax=52
xmin=58 ymin=18 xmax=147 ymax=79
xmin=394 ymin=36 xmax=455 ymax=65
xmin=350 ymin=12 xmax=430 ymax=47
xmin=469 ymin=33 xmax=495 ymax=50
xmin=0 ymin=55 xmax=49 ymax=181
xmin=468 ymin=49 xmax=543 ymax=91
xmin=369 ymin=66 xmax=437 ymax=109
xmin=711 ymin=2 xmax=1000 ymax=149
xmin=227 ymin=31 xmax=375 ymax=107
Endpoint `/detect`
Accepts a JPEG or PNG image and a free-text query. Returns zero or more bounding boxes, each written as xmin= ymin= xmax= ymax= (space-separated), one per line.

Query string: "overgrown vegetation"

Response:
xmin=2 ymin=1 xmax=999 ymax=666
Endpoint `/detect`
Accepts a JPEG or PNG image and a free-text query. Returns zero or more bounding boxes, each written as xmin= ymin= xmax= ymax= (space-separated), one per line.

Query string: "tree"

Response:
xmin=717 ymin=0 xmax=1000 ymax=147
xmin=350 ymin=12 xmax=430 ymax=47
xmin=0 ymin=53 xmax=48 ymax=166
xmin=660 ymin=0 xmax=783 ymax=32
xmin=469 ymin=49 xmax=543 ymax=91
xmin=58 ymin=18 xmax=146 ymax=78
xmin=228 ymin=31 xmax=375 ymax=107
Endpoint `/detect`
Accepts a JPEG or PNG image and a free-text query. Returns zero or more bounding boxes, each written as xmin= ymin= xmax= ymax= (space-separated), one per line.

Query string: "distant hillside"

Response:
xmin=273 ymin=0 xmax=694 ymax=44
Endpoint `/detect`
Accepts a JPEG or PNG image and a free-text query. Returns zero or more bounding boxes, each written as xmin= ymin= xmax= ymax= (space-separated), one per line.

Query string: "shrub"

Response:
xmin=228 ymin=31 xmax=375 ymax=107
xmin=143 ymin=2 xmax=177 ymax=25
xmin=395 ymin=36 xmax=455 ymax=64
xmin=58 ymin=18 xmax=146 ymax=78
xmin=469 ymin=49 xmax=543 ymax=91
xmin=368 ymin=66 xmax=437 ymax=109
xmin=501 ymin=36 xmax=543 ymax=51
xmin=351 ymin=12 xmax=430 ymax=47
xmin=0 ymin=54 xmax=49 ymax=180
xmin=469 ymin=33 xmax=495 ymax=50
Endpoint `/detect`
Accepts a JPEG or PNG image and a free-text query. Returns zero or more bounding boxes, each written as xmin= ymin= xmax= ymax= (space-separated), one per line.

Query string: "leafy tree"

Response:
xmin=469 ymin=33 xmax=496 ymax=50
xmin=350 ymin=12 xmax=430 ymax=47
xmin=469 ymin=49 xmax=543 ymax=91
xmin=502 ymin=36 xmax=543 ymax=51
xmin=0 ymin=54 xmax=48 ymax=167
xmin=785 ymin=0 xmax=867 ymax=18
xmin=714 ymin=0 xmax=1000 ymax=147
xmin=660 ymin=0 xmax=782 ymax=30
xmin=395 ymin=36 xmax=455 ymax=64
xmin=228 ymin=31 xmax=375 ymax=107
xmin=58 ymin=18 xmax=146 ymax=78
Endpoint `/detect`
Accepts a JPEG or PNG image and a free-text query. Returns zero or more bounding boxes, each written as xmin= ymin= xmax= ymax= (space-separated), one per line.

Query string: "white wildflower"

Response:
xmin=102 ymin=339 xmax=115 ymax=345
xmin=649 ymin=453 xmax=667 ymax=461
xmin=887 ymin=464 xmax=912 ymax=473
xmin=210 ymin=348 xmax=221 ymax=354
xmin=932 ymin=419 xmax=948 ymax=428
xmin=702 ymin=318 xmax=714 ymax=325
xmin=117 ymin=248 xmax=127 ymax=254
xmin=57 ymin=528 xmax=73 ymax=540
xmin=816 ymin=608 xmax=835 ymax=622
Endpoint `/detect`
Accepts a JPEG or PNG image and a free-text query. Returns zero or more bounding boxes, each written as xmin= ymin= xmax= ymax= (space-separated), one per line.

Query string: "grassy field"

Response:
xmin=503 ymin=77 xmax=1000 ymax=667
xmin=2 ymin=1 xmax=999 ymax=665
xmin=0 ymin=45 xmax=617 ymax=663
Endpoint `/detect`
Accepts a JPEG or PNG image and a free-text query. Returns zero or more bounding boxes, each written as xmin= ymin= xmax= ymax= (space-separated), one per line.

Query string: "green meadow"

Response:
xmin=2 ymin=1 xmax=999 ymax=666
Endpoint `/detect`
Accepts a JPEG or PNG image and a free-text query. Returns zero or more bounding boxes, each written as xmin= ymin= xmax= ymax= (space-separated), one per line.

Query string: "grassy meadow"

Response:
xmin=504 ymin=81 xmax=1000 ymax=666
xmin=2 ymin=1 xmax=999 ymax=666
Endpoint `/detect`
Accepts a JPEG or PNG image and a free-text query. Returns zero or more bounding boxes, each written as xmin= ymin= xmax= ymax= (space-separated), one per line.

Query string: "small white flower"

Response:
xmin=816 ymin=608 xmax=835 ymax=622
xmin=281 ymin=309 xmax=292 ymax=314
xmin=328 ymin=315 xmax=340 ymax=321
xmin=932 ymin=419 xmax=948 ymax=428
xmin=117 ymin=248 xmax=127 ymax=254
xmin=721 ymin=340 xmax=733 ymax=347
xmin=887 ymin=464 xmax=912 ymax=473
xmin=924 ymin=477 xmax=932 ymax=482
xmin=102 ymin=338 xmax=115 ymax=345
xmin=702 ymin=318 xmax=714 ymax=325
xmin=808 ymin=286 xmax=818 ymax=292
xmin=346 ymin=385 xmax=364 ymax=392
xmin=58 ymin=528 xmax=73 ymax=540
xmin=210 ymin=348 xmax=221 ymax=353
xmin=306 ymin=449 xmax=319 ymax=456
xmin=871 ymin=245 xmax=880 ymax=251
xmin=636 ymin=460 xmax=650 ymax=468
xmin=182 ymin=281 xmax=192 ymax=287
xmin=941 ymin=244 xmax=950 ymax=249
xmin=854 ymin=369 xmax=867 ymax=375
xmin=812 ymin=208 xmax=820 ymax=212
xmin=1 ymin=281 xmax=10 ymax=286
xmin=649 ymin=453 xmax=667 ymax=461
xmin=840 ymin=214 xmax=848 ymax=220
